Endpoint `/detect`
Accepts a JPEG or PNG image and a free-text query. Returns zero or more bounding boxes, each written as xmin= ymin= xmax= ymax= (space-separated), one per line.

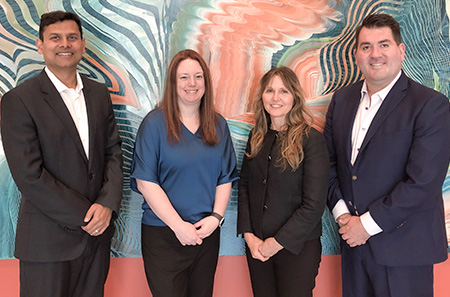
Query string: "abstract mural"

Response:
xmin=0 ymin=0 xmax=449 ymax=259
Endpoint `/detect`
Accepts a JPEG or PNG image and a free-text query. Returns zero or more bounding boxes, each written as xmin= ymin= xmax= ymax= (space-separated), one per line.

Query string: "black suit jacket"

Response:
xmin=238 ymin=128 xmax=329 ymax=254
xmin=324 ymin=72 xmax=450 ymax=266
xmin=1 ymin=70 xmax=123 ymax=262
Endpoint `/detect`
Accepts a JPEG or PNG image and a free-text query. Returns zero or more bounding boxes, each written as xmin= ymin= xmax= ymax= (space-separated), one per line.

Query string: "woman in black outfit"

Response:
xmin=238 ymin=67 xmax=329 ymax=297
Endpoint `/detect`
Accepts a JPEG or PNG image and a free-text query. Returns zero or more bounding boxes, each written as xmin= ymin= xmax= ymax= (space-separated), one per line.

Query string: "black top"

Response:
xmin=238 ymin=127 xmax=330 ymax=254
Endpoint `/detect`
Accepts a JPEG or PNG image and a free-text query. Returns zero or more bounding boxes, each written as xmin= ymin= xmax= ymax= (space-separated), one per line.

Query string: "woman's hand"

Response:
xmin=259 ymin=237 xmax=283 ymax=258
xmin=244 ymin=233 xmax=269 ymax=262
xmin=194 ymin=216 xmax=219 ymax=239
xmin=172 ymin=221 xmax=203 ymax=246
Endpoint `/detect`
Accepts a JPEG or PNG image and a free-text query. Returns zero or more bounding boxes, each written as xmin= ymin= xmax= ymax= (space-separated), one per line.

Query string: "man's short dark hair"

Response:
xmin=39 ymin=11 xmax=83 ymax=41
xmin=355 ymin=13 xmax=402 ymax=46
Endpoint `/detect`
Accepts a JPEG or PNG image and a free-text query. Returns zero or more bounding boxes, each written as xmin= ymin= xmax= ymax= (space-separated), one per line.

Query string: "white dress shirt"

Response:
xmin=45 ymin=67 xmax=89 ymax=159
xmin=332 ymin=71 xmax=402 ymax=236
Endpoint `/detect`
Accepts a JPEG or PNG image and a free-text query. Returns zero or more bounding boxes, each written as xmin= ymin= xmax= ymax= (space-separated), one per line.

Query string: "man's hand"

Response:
xmin=82 ymin=203 xmax=112 ymax=236
xmin=336 ymin=213 xmax=351 ymax=227
xmin=339 ymin=215 xmax=370 ymax=247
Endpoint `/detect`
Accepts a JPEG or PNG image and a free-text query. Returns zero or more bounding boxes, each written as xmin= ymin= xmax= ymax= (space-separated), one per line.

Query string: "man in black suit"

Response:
xmin=324 ymin=14 xmax=450 ymax=297
xmin=1 ymin=11 xmax=123 ymax=297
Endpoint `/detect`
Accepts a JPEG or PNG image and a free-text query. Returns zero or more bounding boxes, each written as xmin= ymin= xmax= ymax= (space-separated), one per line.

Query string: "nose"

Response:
xmin=370 ymin=46 xmax=381 ymax=58
xmin=272 ymin=91 xmax=281 ymax=101
xmin=187 ymin=76 xmax=196 ymax=86
xmin=59 ymin=37 xmax=70 ymax=48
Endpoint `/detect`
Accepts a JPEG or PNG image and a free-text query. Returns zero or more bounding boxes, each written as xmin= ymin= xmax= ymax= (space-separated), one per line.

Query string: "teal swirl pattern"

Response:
xmin=1 ymin=0 xmax=449 ymax=258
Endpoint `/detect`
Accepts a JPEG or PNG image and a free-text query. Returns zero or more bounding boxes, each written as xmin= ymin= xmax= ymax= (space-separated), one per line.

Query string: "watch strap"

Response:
xmin=211 ymin=212 xmax=225 ymax=227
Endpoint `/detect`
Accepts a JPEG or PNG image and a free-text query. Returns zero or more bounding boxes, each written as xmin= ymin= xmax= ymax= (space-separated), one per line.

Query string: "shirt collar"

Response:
xmin=45 ymin=67 xmax=84 ymax=95
xmin=360 ymin=70 xmax=402 ymax=101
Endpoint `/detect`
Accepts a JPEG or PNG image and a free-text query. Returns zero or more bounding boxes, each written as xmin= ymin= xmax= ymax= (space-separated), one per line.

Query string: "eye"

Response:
xmin=380 ymin=43 xmax=389 ymax=48
xmin=49 ymin=36 xmax=59 ymax=41
xmin=264 ymin=88 xmax=273 ymax=93
xmin=281 ymin=89 xmax=290 ymax=94
xmin=195 ymin=74 xmax=204 ymax=80
xmin=361 ymin=45 xmax=370 ymax=51
xmin=179 ymin=75 xmax=188 ymax=80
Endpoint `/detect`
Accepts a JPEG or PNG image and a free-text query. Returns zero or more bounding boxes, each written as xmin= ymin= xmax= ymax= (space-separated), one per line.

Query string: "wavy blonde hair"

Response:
xmin=247 ymin=67 xmax=313 ymax=171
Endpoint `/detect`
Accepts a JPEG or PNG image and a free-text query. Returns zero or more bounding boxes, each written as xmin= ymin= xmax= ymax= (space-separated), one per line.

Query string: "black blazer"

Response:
xmin=324 ymin=72 xmax=450 ymax=266
xmin=238 ymin=128 xmax=329 ymax=254
xmin=1 ymin=70 xmax=123 ymax=262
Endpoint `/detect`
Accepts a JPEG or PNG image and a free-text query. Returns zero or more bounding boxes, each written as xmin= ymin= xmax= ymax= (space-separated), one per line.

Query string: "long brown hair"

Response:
xmin=161 ymin=49 xmax=218 ymax=145
xmin=247 ymin=67 xmax=313 ymax=171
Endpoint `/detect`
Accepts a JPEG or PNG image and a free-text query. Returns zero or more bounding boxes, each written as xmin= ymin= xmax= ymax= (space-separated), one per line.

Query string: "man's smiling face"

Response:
xmin=354 ymin=26 xmax=405 ymax=94
xmin=36 ymin=20 xmax=86 ymax=76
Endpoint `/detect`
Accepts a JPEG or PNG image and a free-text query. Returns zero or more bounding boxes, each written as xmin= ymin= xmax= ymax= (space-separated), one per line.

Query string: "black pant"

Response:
xmin=141 ymin=224 xmax=220 ymax=297
xmin=20 ymin=236 xmax=111 ymax=297
xmin=246 ymin=238 xmax=321 ymax=297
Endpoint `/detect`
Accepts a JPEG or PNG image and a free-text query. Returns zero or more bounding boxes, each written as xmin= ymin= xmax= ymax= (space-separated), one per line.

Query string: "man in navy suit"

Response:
xmin=324 ymin=13 xmax=450 ymax=297
xmin=1 ymin=11 xmax=123 ymax=297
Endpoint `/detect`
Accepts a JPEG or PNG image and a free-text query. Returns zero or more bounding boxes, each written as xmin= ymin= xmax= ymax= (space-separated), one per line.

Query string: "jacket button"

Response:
xmin=352 ymin=175 xmax=357 ymax=181
xmin=262 ymin=179 xmax=266 ymax=185
xmin=263 ymin=205 xmax=268 ymax=211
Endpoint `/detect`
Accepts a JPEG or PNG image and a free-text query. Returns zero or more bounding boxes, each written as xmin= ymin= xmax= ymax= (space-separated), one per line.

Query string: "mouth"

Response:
xmin=370 ymin=62 xmax=385 ymax=66
xmin=270 ymin=104 xmax=283 ymax=108
xmin=57 ymin=52 xmax=73 ymax=56
xmin=185 ymin=90 xmax=198 ymax=93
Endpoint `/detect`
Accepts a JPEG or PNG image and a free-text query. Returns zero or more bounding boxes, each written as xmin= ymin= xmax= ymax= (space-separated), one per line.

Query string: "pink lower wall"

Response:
xmin=1 ymin=255 xmax=449 ymax=296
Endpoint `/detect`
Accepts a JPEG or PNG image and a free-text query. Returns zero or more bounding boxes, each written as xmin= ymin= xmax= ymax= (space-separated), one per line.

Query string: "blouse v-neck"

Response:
xmin=180 ymin=120 xmax=199 ymax=136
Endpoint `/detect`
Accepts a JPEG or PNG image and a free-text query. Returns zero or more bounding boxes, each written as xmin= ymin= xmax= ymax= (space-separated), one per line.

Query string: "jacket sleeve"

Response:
xmin=90 ymin=86 xmax=123 ymax=217
xmin=237 ymin=130 xmax=253 ymax=235
xmin=323 ymin=95 xmax=345 ymax=211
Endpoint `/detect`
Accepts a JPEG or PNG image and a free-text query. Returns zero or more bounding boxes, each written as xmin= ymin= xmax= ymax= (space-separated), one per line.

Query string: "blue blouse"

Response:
xmin=130 ymin=108 xmax=238 ymax=226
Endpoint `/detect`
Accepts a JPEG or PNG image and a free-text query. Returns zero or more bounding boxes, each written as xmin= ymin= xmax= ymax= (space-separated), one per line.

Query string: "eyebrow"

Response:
xmin=48 ymin=32 xmax=80 ymax=37
xmin=359 ymin=39 xmax=392 ymax=47
xmin=178 ymin=71 xmax=203 ymax=75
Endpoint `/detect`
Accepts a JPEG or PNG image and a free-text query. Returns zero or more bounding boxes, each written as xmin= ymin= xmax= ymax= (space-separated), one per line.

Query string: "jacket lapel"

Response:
xmin=358 ymin=72 xmax=408 ymax=156
xmin=39 ymin=71 xmax=88 ymax=163
xmin=82 ymin=77 xmax=97 ymax=166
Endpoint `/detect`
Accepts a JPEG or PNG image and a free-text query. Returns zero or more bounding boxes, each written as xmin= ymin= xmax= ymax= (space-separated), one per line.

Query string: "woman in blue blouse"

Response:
xmin=131 ymin=49 xmax=238 ymax=297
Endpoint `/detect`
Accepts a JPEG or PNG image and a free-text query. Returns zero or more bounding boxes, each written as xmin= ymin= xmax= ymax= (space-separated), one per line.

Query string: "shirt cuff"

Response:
xmin=332 ymin=199 xmax=350 ymax=221
xmin=360 ymin=211 xmax=383 ymax=236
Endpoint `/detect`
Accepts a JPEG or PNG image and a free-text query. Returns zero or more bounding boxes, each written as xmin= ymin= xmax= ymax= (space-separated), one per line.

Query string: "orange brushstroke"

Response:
xmin=197 ymin=0 xmax=340 ymax=119
xmin=86 ymin=58 xmax=140 ymax=109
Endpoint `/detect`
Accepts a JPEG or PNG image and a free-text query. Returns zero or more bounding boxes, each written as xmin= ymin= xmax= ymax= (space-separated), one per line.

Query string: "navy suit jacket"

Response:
xmin=324 ymin=72 xmax=450 ymax=266
xmin=1 ymin=70 xmax=123 ymax=262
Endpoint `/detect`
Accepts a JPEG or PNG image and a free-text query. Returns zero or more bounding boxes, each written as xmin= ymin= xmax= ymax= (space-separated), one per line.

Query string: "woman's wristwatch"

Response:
xmin=210 ymin=212 xmax=225 ymax=227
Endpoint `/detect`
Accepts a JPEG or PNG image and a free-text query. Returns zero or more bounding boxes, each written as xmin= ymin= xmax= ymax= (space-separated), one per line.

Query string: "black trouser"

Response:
xmin=141 ymin=224 xmax=220 ymax=297
xmin=20 ymin=237 xmax=111 ymax=297
xmin=246 ymin=238 xmax=321 ymax=297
